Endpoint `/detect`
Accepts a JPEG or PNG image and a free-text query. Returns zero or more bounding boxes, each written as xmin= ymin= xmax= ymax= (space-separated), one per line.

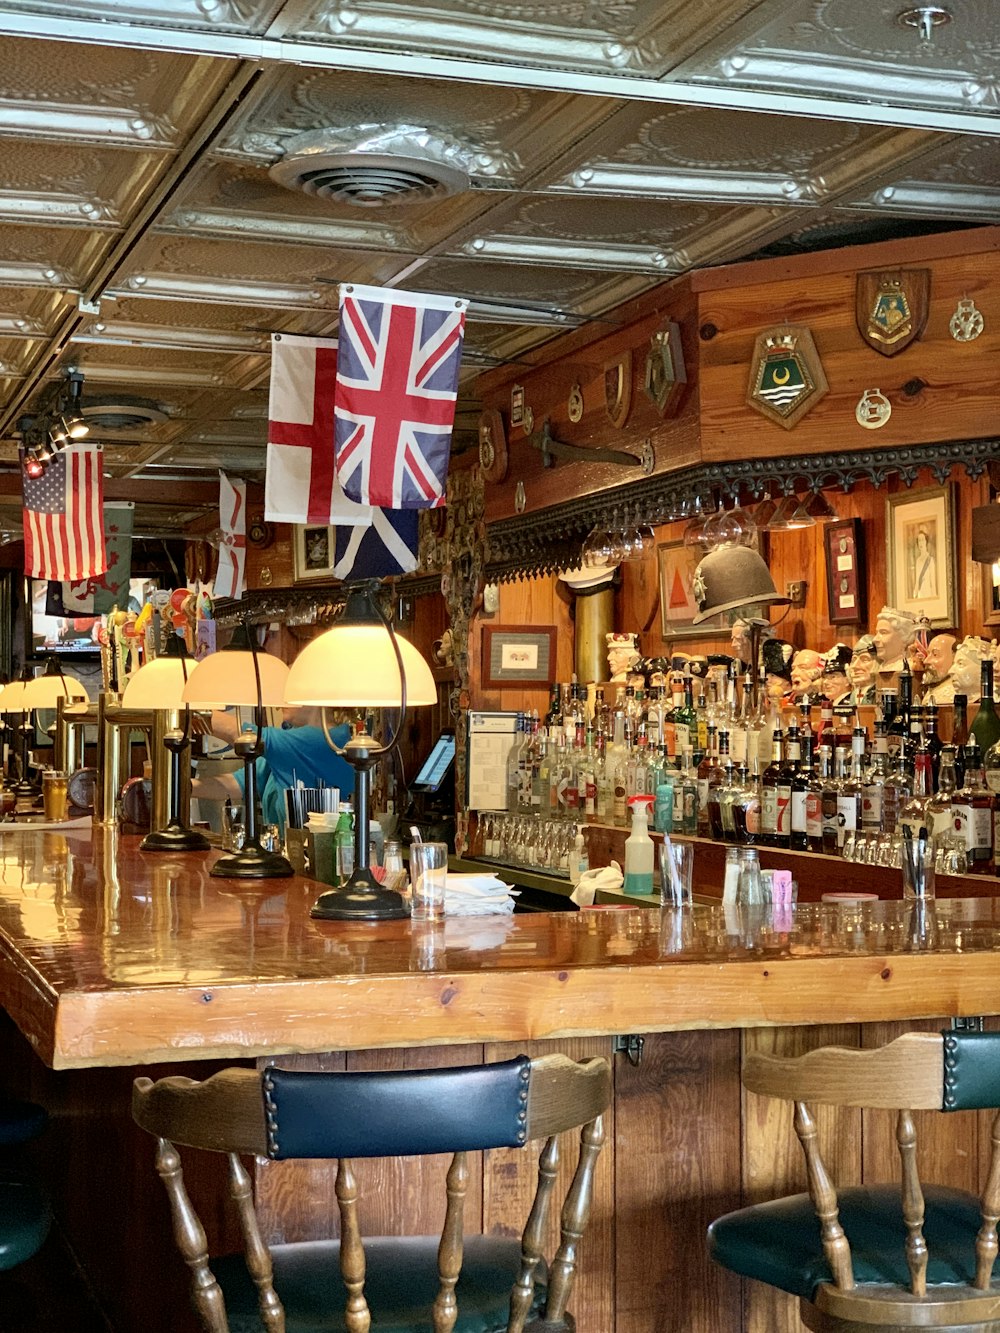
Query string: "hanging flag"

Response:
xmin=265 ymin=333 xmax=372 ymax=528
xmin=22 ymin=442 xmax=106 ymax=582
xmin=45 ymin=502 xmax=133 ymax=615
xmin=333 ymin=508 xmax=419 ymax=581
xmin=214 ymin=471 xmax=246 ymax=600
xmin=334 ymin=283 xmax=467 ymax=509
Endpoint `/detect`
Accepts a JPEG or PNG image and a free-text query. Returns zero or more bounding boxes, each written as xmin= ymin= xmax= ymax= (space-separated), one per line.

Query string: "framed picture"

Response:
xmin=657 ymin=539 xmax=764 ymax=640
xmin=293 ymin=524 xmax=335 ymax=584
xmin=481 ymin=625 xmax=556 ymax=688
xmin=885 ymin=484 xmax=957 ymax=629
xmin=824 ymin=518 xmax=866 ymax=626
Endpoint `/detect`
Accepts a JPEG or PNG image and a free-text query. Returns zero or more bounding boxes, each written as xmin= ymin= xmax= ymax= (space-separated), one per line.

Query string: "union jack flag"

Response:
xmin=334 ymin=284 xmax=468 ymax=509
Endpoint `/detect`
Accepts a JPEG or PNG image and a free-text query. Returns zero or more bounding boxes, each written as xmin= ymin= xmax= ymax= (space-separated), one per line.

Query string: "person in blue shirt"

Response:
xmin=193 ymin=706 xmax=353 ymax=830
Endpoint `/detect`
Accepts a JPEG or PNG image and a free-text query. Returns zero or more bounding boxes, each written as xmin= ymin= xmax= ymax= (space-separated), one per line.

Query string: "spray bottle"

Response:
xmin=623 ymin=794 xmax=655 ymax=895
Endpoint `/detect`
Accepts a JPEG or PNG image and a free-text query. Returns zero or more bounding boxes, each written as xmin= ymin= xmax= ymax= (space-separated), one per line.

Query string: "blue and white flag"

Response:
xmin=333 ymin=508 xmax=418 ymax=581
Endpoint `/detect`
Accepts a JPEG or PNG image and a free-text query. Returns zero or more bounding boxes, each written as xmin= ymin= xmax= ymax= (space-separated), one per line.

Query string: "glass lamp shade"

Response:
xmin=0 ymin=682 xmax=26 ymax=714
xmin=21 ymin=673 xmax=88 ymax=709
xmin=180 ymin=650 xmax=289 ymax=709
xmin=121 ymin=657 xmax=191 ymax=709
xmin=284 ymin=626 xmax=436 ymax=708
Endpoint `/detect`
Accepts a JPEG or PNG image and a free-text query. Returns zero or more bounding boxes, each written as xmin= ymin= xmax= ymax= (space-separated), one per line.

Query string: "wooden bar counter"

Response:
xmin=4 ymin=825 xmax=1000 ymax=1333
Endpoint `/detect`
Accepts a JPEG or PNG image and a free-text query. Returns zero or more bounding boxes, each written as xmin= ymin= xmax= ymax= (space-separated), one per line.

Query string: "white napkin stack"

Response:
xmin=444 ymin=873 xmax=518 ymax=915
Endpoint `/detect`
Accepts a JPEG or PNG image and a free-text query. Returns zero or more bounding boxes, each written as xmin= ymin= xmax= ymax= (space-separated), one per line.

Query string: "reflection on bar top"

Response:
xmin=0 ymin=826 xmax=997 ymax=996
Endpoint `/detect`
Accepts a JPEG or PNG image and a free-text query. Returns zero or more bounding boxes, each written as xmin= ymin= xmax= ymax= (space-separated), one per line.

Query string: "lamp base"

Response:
xmin=211 ymin=839 xmax=294 ymax=880
xmin=141 ymin=823 xmax=211 ymax=853
xmin=310 ymin=869 xmax=411 ymax=922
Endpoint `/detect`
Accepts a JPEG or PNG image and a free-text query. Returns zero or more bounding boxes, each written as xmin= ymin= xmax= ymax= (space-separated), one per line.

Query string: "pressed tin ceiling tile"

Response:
xmin=0 ymin=0 xmax=990 ymax=498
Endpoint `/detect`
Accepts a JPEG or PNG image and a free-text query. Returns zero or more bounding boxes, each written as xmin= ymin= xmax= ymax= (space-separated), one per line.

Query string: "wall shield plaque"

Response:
xmin=855 ymin=268 xmax=930 ymax=356
xmin=604 ymin=350 xmax=632 ymax=429
xmin=643 ymin=319 xmax=687 ymax=418
xmin=746 ymin=325 xmax=828 ymax=429
xmin=478 ymin=407 xmax=508 ymax=483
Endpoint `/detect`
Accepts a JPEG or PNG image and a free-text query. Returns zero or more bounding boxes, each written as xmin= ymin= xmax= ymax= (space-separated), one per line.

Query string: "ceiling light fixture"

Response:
xmin=897 ymin=6 xmax=951 ymax=43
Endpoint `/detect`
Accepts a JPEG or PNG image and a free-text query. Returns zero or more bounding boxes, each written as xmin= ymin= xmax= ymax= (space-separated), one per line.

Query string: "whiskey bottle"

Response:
xmin=953 ymin=740 xmax=993 ymax=875
xmin=789 ymin=732 xmax=813 ymax=851
xmin=926 ymin=744 xmax=957 ymax=845
xmin=805 ymin=743 xmax=827 ymax=853
xmin=821 ymin=746 xmax=845 ymax=855
xmin=836 ymin=734 xmax=864 ymax=853
xmin=952 ymin=694 xmax=969 ymax=790
xmin=761 ymin=728 xmax=785 ymax=847
xmin=862 ymin=723 xmax=889 ymax=832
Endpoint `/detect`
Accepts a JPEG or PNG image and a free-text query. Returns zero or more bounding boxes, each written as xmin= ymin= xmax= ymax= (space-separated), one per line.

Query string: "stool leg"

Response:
xmin=542 ymin=1115 xmax=604 ymax=1326
xmin=154 ymin=1137 xmax=229 ymax=1333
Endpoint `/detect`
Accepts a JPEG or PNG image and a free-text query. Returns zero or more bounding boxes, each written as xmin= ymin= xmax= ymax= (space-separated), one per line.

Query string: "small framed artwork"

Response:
xmin=482 ymin=625 xmax=557 ymax=688
xmin=885 ymin=484 xmax=957 ymax=629
xmin=292 ymin=524 xmax=335 ymax=584
xmin=824 ymin=518 xmax=866 ymax=626
xmin=658 ymin=539 xmax=761 ymax=639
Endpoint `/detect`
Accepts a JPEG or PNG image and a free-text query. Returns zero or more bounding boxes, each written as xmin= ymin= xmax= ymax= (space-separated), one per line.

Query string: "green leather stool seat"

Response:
xmin=214 ymin=1234 xmax=546 ymax=1333
xmin=708 ymin=1184 xmax=988 ymax=1300
xmin=0 ymin=1170 xmax=51 ymax=1272
xmin=0 ymin=1098 xmax=47 ymax=1148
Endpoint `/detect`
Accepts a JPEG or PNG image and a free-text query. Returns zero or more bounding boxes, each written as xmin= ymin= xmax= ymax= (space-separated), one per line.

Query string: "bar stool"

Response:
xmin=0 ymin=1097 xmax=50 ymax=1272
xmin=133 ymin=1052 xmax=611 ymax=1332
xmin=707 ymin=1030 xmax=1000 ymax=1331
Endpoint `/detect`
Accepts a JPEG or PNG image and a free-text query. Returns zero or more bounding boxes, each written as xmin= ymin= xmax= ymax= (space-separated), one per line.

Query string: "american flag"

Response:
xmin=334 ymin=284 xmax=468 ymax=509
xmin=22 ymin=443 xmax=106 ymax=582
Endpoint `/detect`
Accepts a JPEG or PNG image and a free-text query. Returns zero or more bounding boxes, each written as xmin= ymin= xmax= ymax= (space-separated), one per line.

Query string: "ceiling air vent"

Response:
xmin=270 ymin=125 xmax=475 ymax=207
xmin=80 ymin=396 xmax=169 ymax=432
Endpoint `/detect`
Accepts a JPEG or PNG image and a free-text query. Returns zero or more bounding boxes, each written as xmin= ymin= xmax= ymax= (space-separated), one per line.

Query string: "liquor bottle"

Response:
xmin=887 ymin=666 xmax=912 ymax=762
xmin=805 ymin=744 xmax=827 ymax=853
xmin=971 ymin=659 xmax=1000 ymax=756
xmin=531 ymin=726 xmax=549 ymax=812
xmin=952 ymin=694 xmax=969 ymax=790
xmin=538 ymin=731 xmax=556 ymax=817
xmin=899 ymin=743 xmax=933 ymax=841
xmin=836 ymin=732 xmax=864 ymax=852
xmin=697 ymin=724 xmax=720 ymax=836
xmin=679 ymin=748 xmax=699 ymax=835
xmin=953 ymin=739 xmax=993 ymax=874
xmin=926 ymin=744 xmax=957 ymax=844
xmin=673 ymin=680 xmax=697 ymax=759
xmin=506 ymin=713 xmax=525 ymax=812
xmin=594 ymin=730 xmax=611 ymax=823
xmin=561 ymin=733 xmax=580 ymax=820
xmin=761 ymin=728 xmax=785 ymax=847
xmin=593 ymin=686 xmax=609 ymax=737
xmin=733 ymin=762 xmax=761 ymax=845
xmin=579 ymin=725 xmax=597 ymax=819
xmin=817 ymin=701 xmax=835 ymax=753
xmin=789 ymin=732 xmax=813 ymax=851
xmin=881 ymin=744 xmax=912 ymax=835
xmin=707 ymin=731 xmax=730 ymax=841
xmin=862 ymin=723 xmax=889 ymax=832
xmin=544 ymin=683 xmax=562 ymax=737
xmin=695 ymin=688 xmax=709 ymax=763
xmin=774 ymin=726 xmax=797 ymax=850
xmin=906 ymin=705 xmax=924 ymax=777
xmin=820 ymin=747 xmax=844 ymax=855
xmin=924 ymin=704 xmax=943 ymax=792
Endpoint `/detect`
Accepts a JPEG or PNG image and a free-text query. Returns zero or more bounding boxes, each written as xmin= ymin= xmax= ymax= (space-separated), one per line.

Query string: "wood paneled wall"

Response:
xmin=475 ymin=225 xmax=1000 ymax=525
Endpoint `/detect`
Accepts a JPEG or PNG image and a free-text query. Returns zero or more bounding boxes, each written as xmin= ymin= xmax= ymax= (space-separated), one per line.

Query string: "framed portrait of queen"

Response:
xmin=885 ymin=484 xmax=957 ymax=629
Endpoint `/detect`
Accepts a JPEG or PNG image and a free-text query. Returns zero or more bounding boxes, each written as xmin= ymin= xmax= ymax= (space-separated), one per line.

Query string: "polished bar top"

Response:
xmin=2 ymin=827 xmax=1000 ymax=1068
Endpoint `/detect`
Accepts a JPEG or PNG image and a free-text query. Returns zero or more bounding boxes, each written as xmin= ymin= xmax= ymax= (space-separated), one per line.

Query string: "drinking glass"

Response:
xmin=901 ymin=833 xmax=936 ymax=901
xmin=42 ymin=769 xmax=69 ymax=822
xmin=410 ymin=841 xmax=448 ymax=919
xmin=223 ymin=803 xmax=245 ymax=852
xmin=659 ymin=839 xmax=694 ymax=906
